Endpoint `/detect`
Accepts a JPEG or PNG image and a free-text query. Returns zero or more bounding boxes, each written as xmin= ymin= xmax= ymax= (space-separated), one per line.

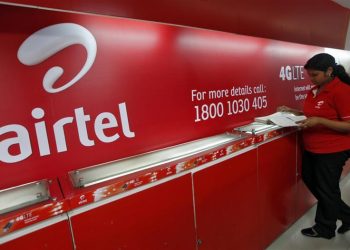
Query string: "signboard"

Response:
xmin=0 ymin=4 xmax=348 ymax=188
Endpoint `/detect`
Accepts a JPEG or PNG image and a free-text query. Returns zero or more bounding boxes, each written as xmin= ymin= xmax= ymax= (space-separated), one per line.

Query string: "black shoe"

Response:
xmin=337 ymin=224 xmax=350 ymax=234
xmin=301 ymin=227 xmax=334 ymax=239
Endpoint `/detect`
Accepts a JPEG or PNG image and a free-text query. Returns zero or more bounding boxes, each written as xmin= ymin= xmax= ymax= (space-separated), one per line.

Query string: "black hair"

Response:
xmin=304 ymin=53 xmax=350 ymax=85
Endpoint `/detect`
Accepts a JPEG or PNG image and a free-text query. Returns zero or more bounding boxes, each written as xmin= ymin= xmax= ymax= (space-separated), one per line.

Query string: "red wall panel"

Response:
xmin=295 ymin=132 xmax=317 ymax=219
xmin=1 ymin=4 xmax=328 ymax=189
xmin=0 ymin=219 xmax=73 ymax=250
xmin=193 ymin=149 xmax=261 ymax=250
xmin=1 ymin=0 xmax=349 ymax=49
xmin=258 ymin=133 xmax=297 ymax=248
xmin=70 ymin=174 xmax=197 ymax=250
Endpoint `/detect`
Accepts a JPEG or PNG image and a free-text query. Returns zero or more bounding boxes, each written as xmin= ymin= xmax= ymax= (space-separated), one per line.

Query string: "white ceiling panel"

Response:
xmin=332 ymin=0 xmax=350 ymax=9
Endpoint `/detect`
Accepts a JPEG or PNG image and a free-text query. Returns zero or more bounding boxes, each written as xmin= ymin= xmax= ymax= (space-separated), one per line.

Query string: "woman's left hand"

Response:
xmin=297 ymin=117 xmax=322 ymax=129
xmin=297 ymin=117 xmax=350 ymax=133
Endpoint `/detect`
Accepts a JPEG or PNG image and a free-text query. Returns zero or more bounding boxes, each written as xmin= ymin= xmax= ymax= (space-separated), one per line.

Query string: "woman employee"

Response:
xmin=279 ymin=53 xmax=350 ymax=239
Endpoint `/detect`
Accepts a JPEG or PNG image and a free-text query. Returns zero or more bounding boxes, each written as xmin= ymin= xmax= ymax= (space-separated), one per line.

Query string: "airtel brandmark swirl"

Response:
xmin=0 ymin=23 xmax=136 ymax=164
xmin=17 ymin=23 xmax=97 ymax=93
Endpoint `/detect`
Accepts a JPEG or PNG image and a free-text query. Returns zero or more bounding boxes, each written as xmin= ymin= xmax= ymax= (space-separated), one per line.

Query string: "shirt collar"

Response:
xmin=323 ymin=77 xmax=341 ymax=92
xmin=311 ymin=77 xmax=341 ymax=95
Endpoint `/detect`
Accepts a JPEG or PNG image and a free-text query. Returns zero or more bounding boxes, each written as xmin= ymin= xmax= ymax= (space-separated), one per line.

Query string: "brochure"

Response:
xmin=254 ymin=112 xmax=306 ymax=127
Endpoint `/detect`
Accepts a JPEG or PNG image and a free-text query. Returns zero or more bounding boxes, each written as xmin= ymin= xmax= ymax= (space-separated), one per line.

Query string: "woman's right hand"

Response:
xmin=277 ymin=105 xmax=303 ymax=115
xmin=277 ymin=105 xmax=292 ymax=112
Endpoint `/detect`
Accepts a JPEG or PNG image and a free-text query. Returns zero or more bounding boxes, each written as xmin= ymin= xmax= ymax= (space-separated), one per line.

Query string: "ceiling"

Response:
xmin=333 ymin=0 xmax=350 ymax=9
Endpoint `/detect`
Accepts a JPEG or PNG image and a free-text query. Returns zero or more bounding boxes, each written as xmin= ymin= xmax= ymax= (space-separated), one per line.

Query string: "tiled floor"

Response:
xmin=267 ymin=174 xmax=350 ymax=250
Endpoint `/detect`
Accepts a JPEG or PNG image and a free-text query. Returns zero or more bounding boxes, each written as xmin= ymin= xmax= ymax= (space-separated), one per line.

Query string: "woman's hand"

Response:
xmin=277 ymin=105 xmax=304 ymax=116
xmin=297 ymin=117 xmax=350 ymax=133
xmin=296 ymin=117 xmax=321 ymax=129
xmin=277 ymin=105 xmax=292 ymax=112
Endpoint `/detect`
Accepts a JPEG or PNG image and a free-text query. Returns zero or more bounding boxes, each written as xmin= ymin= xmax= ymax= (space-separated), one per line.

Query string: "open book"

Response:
xmin=254 ymin=112 xmax=306 ymax=127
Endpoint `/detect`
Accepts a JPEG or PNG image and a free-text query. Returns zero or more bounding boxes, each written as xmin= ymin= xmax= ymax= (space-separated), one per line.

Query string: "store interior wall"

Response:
xmin=333 ymin=0 xmax=350 ymax=50
xmin=346 ymin=22 xmax=350 ymax=50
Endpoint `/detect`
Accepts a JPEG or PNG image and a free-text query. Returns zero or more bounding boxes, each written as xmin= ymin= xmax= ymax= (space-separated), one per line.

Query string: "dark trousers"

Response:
xmin=302 ymin=150 xmax=350 ymax=235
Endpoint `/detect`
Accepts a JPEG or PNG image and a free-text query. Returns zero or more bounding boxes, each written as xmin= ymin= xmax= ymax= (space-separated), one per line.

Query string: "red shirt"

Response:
xmin=303 ymin=77 xmax=350 ymax=153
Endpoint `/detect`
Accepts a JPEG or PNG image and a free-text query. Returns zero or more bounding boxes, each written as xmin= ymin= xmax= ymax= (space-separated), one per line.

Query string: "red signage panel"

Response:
xmin=0 ymin=4 xmax=347 ymax=188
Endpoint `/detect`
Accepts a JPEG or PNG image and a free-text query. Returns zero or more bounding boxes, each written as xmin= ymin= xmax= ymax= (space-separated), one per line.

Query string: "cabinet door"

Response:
xmin=0 ymin=219 xmax=73 ymax=250
xmin=193 ymin=149 xmax=261 ymax=250
xmin=258 ymin=133 xmax=297 ymax=248
xmin=70 ymin=174 xmax=197 ymax=250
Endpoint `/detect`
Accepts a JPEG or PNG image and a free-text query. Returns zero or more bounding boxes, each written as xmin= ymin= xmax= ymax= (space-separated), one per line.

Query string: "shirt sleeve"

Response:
xmin=334 ymin=83 xmax=350 ymax=121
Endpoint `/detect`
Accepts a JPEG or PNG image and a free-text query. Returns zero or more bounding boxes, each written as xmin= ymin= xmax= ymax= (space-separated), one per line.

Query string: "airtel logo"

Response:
xmin=0 ymin=23 xmax=136 ymax=164
xmin=17 ymin=23 xmax=97 ymax=93
xmin=315 ymin=100 xmax=324 ymax=109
